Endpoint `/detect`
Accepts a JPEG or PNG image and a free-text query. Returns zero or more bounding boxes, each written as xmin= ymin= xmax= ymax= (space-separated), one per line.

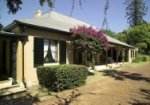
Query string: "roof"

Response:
xmin=106 ymin=35 xmax=134 ymax=48
xmin=5 ymin=11 xmax=134 ymax=48
xmin=0 ymin=31 xmax=26 ymax=37
xmin=5 ymin=11 xmax=90 ymax=32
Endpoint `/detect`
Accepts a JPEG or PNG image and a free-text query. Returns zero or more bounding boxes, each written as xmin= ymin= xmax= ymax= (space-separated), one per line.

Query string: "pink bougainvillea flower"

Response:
xmin=70 ymin=25 xmax=109 ymax=49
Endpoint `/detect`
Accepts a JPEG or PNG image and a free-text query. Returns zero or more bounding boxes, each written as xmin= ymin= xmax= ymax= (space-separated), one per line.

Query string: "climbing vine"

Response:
xmin=70 ymin=25 xmax=109 ymax=67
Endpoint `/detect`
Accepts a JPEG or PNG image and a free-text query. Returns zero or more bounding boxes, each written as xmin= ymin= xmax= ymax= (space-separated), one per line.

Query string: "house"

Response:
xmin=0 ymin=10 xmax=136 ymax=91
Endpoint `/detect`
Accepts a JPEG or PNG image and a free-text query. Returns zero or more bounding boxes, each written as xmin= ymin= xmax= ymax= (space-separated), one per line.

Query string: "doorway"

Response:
xmin=0 ymin=40 xmax=10 ymax=80
xmin=74 ymin=49 xmax=83 ymax=65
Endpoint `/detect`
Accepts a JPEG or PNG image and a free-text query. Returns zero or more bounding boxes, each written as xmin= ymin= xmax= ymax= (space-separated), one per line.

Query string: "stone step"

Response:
xmin=0 ymin=84 xmax=26 ymax=99
xmin=0 ymin=78 xmax=12 ymax=89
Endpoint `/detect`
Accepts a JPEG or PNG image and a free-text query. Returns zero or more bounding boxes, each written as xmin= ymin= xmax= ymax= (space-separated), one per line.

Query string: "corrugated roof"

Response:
xmin=6 ymin=11 xmax=134 ymax=48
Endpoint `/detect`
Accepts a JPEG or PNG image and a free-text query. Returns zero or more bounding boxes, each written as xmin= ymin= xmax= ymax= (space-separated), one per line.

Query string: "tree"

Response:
xmin=125 ymin=0 xmax=148 ymax=27
xmin=6 ymin=0 xmax=22 ymax=14
xmin=114 ymin=30 xmax=128 ymax=42
xmin=4 ymin=0 xmax=83 ymax=14
xmin=5 ymin=0 xmax=54 ymax=14
xmin=126 ymin=23 xmax=150 ymax=54
xmin=114 ymin=33 xmax=127 ymax=43
xmin=102 ymin=29 xmax=116 ymax=37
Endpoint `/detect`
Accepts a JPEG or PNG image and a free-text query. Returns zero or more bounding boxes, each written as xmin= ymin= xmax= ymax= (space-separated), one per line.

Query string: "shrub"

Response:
xmin=37 ymin=65 xmax=88 ymax=92
xmin=142 ymin=55 xmax=149 ymax=61
xmin=133 ymin=54 xmax=141 ymax=62
xmin=133 ymin=54 xmax=150 ymax=62
xmin=107 ymin=57 xmax=114 ymax=63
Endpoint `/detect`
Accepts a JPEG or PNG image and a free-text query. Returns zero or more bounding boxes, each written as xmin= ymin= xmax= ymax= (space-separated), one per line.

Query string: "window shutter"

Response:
xmin=34 ymin=37 xmax=44 ymax=67
xmin=59 ymin=41 xmax=66 ymax=64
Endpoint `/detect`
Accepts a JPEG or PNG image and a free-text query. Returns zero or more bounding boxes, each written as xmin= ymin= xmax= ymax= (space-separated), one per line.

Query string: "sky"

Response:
xmin=0 ymin=0 xmax=149 ymax=33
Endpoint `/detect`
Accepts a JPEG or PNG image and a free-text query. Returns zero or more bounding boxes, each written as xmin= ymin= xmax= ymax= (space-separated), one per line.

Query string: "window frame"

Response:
xmin=43 ymin=39 xmax=59 ymax=64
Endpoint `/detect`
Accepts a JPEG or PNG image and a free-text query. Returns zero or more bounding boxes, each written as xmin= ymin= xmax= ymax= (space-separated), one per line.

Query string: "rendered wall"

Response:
xmin=23 ymin=27 xmax=73 ymax=87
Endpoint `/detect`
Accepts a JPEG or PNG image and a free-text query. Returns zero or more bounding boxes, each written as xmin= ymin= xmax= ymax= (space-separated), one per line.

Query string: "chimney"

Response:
xmin=35 ymin=10 xmax=42 ymax=18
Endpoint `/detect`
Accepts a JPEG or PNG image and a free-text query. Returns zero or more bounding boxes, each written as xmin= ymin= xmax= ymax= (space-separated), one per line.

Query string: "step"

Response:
xmin=0 ymin=78 xmax=12 ymax=89
xmin=0 ymin=84 xmax=27 ymax=99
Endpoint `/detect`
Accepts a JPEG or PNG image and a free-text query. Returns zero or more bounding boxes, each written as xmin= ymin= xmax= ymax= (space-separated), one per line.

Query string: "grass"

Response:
xmin=122 ymin=62 xmax=148 ymax=68
xmin=86 ymin=71 xmax=108 ymax=84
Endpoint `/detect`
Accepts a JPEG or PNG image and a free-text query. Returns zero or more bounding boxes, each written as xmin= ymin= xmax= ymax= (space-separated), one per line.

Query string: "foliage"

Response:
xmin=114 ymin=31 xmax=127 ymax=42
xmin=37 ymin=65 xmax=88 ymax=92
xmin=126 ymin=23 xmax=150 ymax=54
xmin=115 ymin=23 xmax=150 ymax=55
xmin=70 ymin=25 xmax=109 ymax=67
xmin=5 ymin=0 xmax=54 ymax=14
xmin=39 ymin=0 xmax=54 ymax=7
xmin=102 ymin=29 xmax=128 ymax=44
xmin=102 ymin=29 xmax=116 ymax=37
xmin=4 ymin=0 xmax=83 ymax=14
xmin=107 ymin=57 xmax=114 ymax=63
xmin=132 ymin=54 xmax=150 ymax=62
xmin=70 ymin=25 xmax=109 ymax=54
xmin=6 ymin=0 xmax=22 ymax=14
xmin=125 ymin=0 xmax=148 ymax=27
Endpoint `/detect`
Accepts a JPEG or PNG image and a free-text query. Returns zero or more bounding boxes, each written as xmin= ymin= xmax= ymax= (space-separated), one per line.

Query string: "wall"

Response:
xmin=23 ymin=27 xmax=73 ymax=87
xmin=25 ymin=27 xmax=71 ymax=41
xmin=10 ymin=25 xmax=136 ymax=87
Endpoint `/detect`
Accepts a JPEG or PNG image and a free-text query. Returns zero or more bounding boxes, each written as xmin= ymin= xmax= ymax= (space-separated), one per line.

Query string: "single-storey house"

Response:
xmin=0 ymin=10 xmax=136 ymax=92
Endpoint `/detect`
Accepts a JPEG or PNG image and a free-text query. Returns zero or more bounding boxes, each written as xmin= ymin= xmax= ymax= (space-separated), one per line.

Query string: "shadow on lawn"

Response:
xmin=129 ymin=99 xmax=150 ymax=105
xmin=128 ymin=89 xmax=150 ymax=105
xmin=100 ymin=69 xmax=150 ymax=82
xmin=140 ymin=89 xmax=150 ymax=101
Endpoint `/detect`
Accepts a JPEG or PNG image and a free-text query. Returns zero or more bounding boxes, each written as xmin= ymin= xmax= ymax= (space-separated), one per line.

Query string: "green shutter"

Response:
xmin=59 ymin=41 xmax=66 ymax=64
xmin=34 ymin=37 xmax=44 ymax=67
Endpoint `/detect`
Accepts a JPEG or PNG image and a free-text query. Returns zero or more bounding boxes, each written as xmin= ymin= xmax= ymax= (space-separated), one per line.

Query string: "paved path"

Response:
xmin=40 ymin=62 xmax=150 ymax=105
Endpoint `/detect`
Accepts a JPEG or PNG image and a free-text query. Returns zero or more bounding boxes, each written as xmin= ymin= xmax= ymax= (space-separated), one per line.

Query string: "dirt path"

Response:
xmin=39 ymin=62 xmax=150 ymax=105
xmin=1 ymin=62 xmax=149 ymax=105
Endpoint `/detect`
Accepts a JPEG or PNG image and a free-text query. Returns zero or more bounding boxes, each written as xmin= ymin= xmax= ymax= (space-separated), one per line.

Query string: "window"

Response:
xmin=44 ymin=39 xmax=58 ymax=63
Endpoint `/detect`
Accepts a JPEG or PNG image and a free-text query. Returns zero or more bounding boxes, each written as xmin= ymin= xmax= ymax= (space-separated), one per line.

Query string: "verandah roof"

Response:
xmin=0 ymin=31 xmax=27 ymax=38
xmin=5 ymin=11 xmax=134 ymax=48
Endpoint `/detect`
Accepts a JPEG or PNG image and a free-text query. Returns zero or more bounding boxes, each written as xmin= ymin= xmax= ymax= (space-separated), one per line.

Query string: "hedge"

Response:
xmin=37 ymin=65 xmax=88 ymax=92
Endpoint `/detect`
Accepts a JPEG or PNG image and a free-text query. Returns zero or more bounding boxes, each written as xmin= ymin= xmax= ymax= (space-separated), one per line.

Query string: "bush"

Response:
xmin=133 ymin=54 xmax=140 ymax=62
xmin=133 ymin=54 xmax=150 ymax=62
xmin=107 ymin=57 xmax=114 ymax=63
xmin=37 ymin=65 xmax=88 ymax=92
xmin=142 ymin=55 xmax=149 ymax=61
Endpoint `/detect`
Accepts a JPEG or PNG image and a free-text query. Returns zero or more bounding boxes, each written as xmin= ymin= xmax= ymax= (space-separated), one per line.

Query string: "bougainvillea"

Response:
xmin=70 ymin=25 xmax=109 ymax=52
xmin=70 ymin=25 xmax=109 ymax=68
